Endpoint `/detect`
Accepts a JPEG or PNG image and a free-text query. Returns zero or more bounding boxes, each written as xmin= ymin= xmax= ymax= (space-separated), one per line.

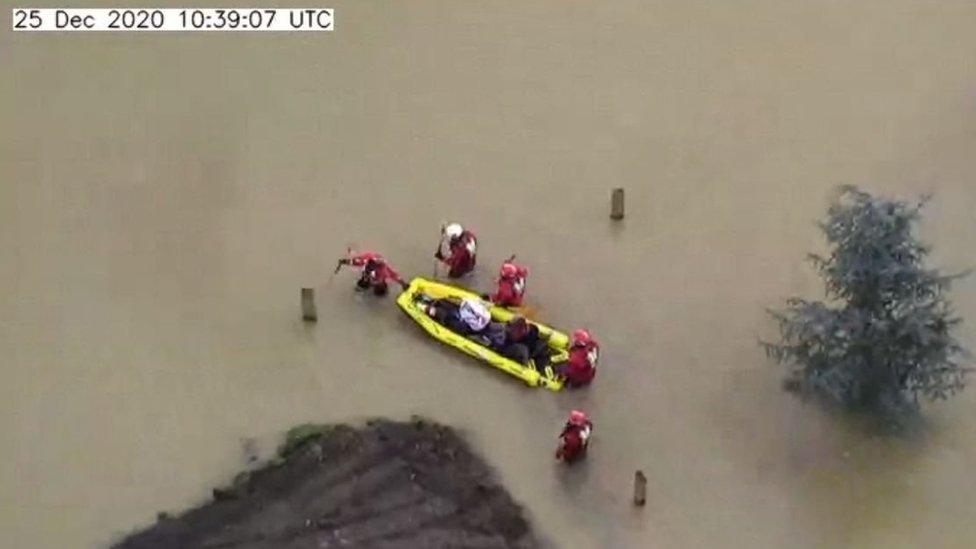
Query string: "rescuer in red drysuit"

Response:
xmin=435 ymin=222 xmax=477 ymax=278
xmin=336 ymin=251 xmax=408 ymax=296
xmin=556 ymin=329 xmax=599 ymax=387
xmin=556 ymin=410 xmax=593 ymax=463
xmin=490 ymin=261 xmax=528 ymax=308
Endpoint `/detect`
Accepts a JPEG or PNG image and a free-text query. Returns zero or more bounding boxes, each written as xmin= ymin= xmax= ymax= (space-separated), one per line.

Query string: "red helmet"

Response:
xmin=568 ymin=410 xmax=588 ymax=427
xmin=499 ymin=263 xmax=519 ymax=279
xmin=572 ymin=329 xmax=593 ymax=347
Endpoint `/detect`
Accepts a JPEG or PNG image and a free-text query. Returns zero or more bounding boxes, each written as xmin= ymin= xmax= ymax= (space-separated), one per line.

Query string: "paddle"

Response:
xmin=432 ymin=242 xmax=441 ymax=278
xmin=433 ymin=221 xmax=446 ymax=278
xmin=332 ymin=247 xmax=351 ymax=275
xmin=327 ymin=247 xmax=353 ymax=292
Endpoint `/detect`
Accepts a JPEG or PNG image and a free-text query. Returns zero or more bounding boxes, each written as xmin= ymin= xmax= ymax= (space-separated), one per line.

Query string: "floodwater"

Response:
xmin=2 ymin=2 xmax=975 ymax=547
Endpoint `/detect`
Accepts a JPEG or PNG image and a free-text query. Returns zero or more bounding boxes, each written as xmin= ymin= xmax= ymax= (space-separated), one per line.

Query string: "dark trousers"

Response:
xmin=500 ymin=340 xmax=550 ymax=371
xmin=357 ymin=276 xmax=388 ymax=296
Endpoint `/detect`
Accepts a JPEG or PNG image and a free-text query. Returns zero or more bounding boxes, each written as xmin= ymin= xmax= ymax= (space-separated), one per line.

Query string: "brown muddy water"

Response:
xmin=2 ymin=2 xmax=976 ymax=547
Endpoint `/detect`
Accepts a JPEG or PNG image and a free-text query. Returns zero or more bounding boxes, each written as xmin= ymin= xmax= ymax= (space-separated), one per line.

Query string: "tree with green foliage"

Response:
xmin=764 ymin=186 xmax=970 ymax=412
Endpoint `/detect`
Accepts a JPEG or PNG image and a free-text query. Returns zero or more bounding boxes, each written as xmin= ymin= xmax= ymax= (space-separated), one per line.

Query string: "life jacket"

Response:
xmin=494 ymin=265 xmax=527 ymax=306
xmin=444 ymin=231 xmax=477 ymax=276
xmin=557 ymin=423 xmax=592 ymax=462
xmin=457 ymin=230 xmax=477 ymax=257
xmin=566 ymin=342 xmax=599 ymax=385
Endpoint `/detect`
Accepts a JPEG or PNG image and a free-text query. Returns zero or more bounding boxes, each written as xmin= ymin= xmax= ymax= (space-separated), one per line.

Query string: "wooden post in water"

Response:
xmin=633 ymin=470 xmax=647 ymax=506
xmin=611 ymin=188 xmax=625 ymax=220
xmin=301 ymin=288 xmax=317 ymax=321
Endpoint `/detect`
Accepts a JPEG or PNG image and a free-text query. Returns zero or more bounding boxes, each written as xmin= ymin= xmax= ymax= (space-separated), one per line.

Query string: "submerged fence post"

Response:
xmin=611 ymin=188 xmax=625 ymax=220
xmin=301 ymin=288 xmax=317 ymax=321
xmin=633 ymin=470 xmax=646 ymax=506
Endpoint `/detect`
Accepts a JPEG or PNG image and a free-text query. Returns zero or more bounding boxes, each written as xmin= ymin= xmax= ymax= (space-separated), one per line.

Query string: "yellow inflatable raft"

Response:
xmin=397 ymin=277 xmax=566 ymax=391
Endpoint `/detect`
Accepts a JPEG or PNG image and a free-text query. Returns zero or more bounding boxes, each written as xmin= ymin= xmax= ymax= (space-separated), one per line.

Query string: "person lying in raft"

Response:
xmin=418 ymin=296 xmax=507 ymax=348
xmin=488 ymin=260 xmax=529 ymax=308
xmin=498 ymin=316 xmax=551 ymax=372
xmin=335 ymin=251 xmax=408 ymax=296
xmin=435 ymin=222 xmax=477 ymax=278
xmin=555 ymin=329 xmax=599 ymax=387
xmin=419 ymin=296 xmax=485 ymax=335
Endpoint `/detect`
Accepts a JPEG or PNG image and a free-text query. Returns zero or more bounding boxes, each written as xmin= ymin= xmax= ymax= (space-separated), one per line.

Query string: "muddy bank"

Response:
xmin=113 ymin=419 xmax=538 ymax=549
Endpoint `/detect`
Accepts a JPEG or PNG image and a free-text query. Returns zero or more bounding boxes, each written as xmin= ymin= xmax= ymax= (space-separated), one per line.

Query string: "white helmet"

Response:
xmin=443 ymin=223 xmax=463 ymax=240
xmin=459 ymin=298 xmax=490 ymax=332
